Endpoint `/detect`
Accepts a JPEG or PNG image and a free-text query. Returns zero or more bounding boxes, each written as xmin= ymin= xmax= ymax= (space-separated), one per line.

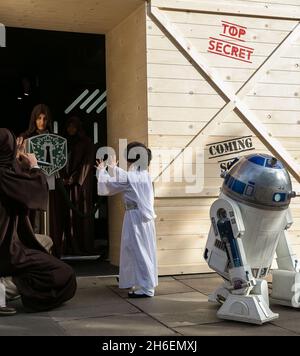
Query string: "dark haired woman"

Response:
xmin=0 ymin=128 xmax=76 ymax=312
xmin=19 ymin=104 xmax=52 ymax=140
xmin=96 ymin=142 xmax=158 ymax=298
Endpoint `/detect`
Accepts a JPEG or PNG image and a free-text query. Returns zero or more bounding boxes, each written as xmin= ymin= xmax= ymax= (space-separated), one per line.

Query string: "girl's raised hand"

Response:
xmin=95 ymin=159 xmax=106 ymax=170
xmin=108 ymin=154 xmax=118 ymax=168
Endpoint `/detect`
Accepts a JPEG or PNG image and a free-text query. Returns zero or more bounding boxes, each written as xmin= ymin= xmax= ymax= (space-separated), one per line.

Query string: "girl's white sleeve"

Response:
xmin=96 ymin=167 xmax=128 ymax=196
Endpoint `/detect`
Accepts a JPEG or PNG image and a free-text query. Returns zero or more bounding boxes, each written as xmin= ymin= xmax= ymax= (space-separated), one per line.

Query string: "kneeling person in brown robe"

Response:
xmin=0 ymin=128 xmax=77 ymax=312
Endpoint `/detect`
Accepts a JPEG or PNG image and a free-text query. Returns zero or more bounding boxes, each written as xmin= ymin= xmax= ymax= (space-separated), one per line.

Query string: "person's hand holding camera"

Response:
xmin=18 ymin=153 xmax=38 ymax=170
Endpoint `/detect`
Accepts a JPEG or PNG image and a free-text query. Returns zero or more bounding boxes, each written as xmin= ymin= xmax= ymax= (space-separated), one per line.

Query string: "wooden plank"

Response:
xmin=150 ymin=0 xmax=300 ymax=20
xmin=157 ymin=248 xmax=204 ymax=265
xmin=154 ymin=178 xmax=300 ymax=198
xmin=155 ymin=204 xmax=300 ymax=220
xmin=150 ymin=120 xmax=300 ymax=137
xmin=260 ymin=69 xmax=300 ymax=84
xmin=152 ymin=151 xmax=300 ymax=167
xmin=148 ymin=63 xmax=257 ymax=83
xmin=237 ymin=0 xmax=300 ymax=6
xmin=149 ymin=133 xmax=300 ymax=148
xmin=149 ymin=92 xmax=300 ymax=111
xmin=155 ymin=196 xmax=216 ymax=205
xmin=148 ymin=78 xmax=226 ymax=95
xmin=156 ymin=204 xmax=214 ymax=212
xmin=247 ymin=83 xmax=300 ymax=98
xmin=157 ymin=212 xmax=210 ymax=222
xmin=106 ymin=4 xmax=147 ymax=266
xmin=149 ymin=105 xmax=300 ymax=123
xmin=147 ymin=35 xmax=300 ymax=58
xmin=149 ymin=64 xmax=300 ymax=86
xmin=157 ymin=235 xmax=206 ymax=249
xmin=151 ymin=10 xmax=298 ymax=31
xmin=154 ymin=183 xmax=219 ymax=198
xmin=290 ymin=245 xmax=300 ymax=256
xmin=147 ymin=49 xmax=300 ymax=72
xmin=157 ymin=217 xmax=300 ymax=229
xmin=244 ymin=96 xmax=300 ymax=110
xmin=149 ymin=108 xmax=300 ymax=125
xmin=147 ymin=34 xmax=283 ymax=57
xmin=147 ymin=20 xmax=291 ymax=45
xmin=148 ymin=92 xmax=225 ymax=108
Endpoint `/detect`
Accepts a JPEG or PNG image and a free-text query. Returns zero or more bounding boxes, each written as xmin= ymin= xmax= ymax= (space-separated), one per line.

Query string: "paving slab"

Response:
xmin=179 ymin=277 xmax=223 ymax=296
xmin=155 ymin=280 xmax=195 ymax=296
xmin=76 ymin=276 xmax=117 ymax=289
xmin=58 ymin=313 xmax=177 ymax=336
xmin=63 ymin=286 xmax=122 ymax=309
xmin=109 ymin=280 xmax=195 ymax=298
xmin=271 ymin=315 xmax=300 ymax=335
xmin=127 ymin=292 xmax=220 ymax=327
xmin=174 ymin=321 xmax=298 ymax=336
xmin=270 ymin=304 xmax=300 ymax=322
xmin=48 ymin=300 xmax=140 ymax=322
xmin=2 ymin=274 xmax=300 ymax=336
xmin=0 ymin=315 xmax=65 ymax=336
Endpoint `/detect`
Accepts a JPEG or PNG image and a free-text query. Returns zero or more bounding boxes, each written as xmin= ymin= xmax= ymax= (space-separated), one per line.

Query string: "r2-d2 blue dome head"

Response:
xmin=222 ymin=153 xmax=296 ymax=210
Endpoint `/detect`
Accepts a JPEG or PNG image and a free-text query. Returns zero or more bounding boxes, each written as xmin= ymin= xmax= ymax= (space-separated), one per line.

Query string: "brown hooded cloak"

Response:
xmin=0 ymin=128 xmax=76 ymax=311
xmin=59 ymin=117 xmax=95 ymax=255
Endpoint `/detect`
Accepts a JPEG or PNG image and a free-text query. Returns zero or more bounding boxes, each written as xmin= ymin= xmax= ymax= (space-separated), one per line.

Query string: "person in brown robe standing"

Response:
xmin=60 ymin=117 xmax=95 ymax=255
xmin=0 ymin=128 xmax=77 ymax=312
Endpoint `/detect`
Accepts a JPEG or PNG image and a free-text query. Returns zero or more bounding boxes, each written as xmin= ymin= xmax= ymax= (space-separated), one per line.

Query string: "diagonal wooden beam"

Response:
xmin=149 ymin=3 xmax=300 ymax=183
xmin=151 ymin=0 xmax=300 ymax=21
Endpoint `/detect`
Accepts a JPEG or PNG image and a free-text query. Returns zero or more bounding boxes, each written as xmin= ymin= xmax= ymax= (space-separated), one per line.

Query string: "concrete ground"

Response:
xmin=1 ymin=273 xmax=300 ymax=336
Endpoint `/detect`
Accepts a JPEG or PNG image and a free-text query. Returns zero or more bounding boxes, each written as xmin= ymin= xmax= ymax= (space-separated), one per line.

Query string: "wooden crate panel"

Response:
xmin=157 ymin=235 xmax=206 ymax=250
xmin=157 ymin=248 xmax=204 ymax=265
xmin=147 ymin=0 xmax=300 ymax=274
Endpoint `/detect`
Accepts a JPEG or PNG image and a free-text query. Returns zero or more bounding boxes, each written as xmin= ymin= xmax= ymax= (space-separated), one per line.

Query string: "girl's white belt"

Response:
xmin=125 ymin=202 xmax=138 ymax=210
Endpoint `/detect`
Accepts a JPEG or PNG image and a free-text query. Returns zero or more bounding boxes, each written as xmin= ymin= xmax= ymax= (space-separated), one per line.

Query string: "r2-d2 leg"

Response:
xmin=271 ymin=209 xmax=300 ymax=308
xmin=204 ymin=198 xmax=278 ymax=324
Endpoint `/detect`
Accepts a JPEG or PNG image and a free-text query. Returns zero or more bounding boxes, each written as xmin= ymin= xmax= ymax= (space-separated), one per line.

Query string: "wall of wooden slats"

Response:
xmin=147 ymin=0 xmax=300 ymax=275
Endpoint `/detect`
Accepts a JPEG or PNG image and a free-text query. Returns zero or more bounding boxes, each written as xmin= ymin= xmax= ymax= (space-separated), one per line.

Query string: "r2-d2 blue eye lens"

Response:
xmin=273 ymin=193 xmax=286 ymax=202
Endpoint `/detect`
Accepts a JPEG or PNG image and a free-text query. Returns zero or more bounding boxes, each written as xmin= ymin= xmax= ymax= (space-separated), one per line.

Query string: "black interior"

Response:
xmin=0 ymin=27 xmax=109 ymax=259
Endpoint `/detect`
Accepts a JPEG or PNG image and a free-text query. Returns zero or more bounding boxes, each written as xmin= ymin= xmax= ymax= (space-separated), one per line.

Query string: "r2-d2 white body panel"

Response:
xmin=235 ymin=199 xmax=288 ymax=271
xmin=204 ymin=154 xmax=300 ymax=324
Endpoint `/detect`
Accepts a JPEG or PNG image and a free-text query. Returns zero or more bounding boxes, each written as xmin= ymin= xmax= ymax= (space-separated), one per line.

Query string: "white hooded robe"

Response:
xmin=97 ymin=166 xmax=158 ymax=292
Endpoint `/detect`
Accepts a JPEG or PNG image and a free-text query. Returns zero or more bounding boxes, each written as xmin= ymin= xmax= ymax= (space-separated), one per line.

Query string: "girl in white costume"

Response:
xmin=96 ymin=142 xmax=158 ymax=297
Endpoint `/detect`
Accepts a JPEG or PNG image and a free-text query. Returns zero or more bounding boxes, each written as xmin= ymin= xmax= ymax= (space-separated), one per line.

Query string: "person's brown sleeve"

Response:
xmin=0 ymin=168 xmax=48 ymax=211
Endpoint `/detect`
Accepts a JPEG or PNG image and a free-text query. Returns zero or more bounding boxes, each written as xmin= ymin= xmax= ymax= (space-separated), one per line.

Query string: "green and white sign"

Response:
xmin=27 ymin=134 xmax=67 ymax=176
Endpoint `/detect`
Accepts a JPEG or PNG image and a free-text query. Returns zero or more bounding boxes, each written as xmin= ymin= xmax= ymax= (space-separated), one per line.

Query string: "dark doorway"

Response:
xmin=0 ymin=27 xmax=108 ymax=259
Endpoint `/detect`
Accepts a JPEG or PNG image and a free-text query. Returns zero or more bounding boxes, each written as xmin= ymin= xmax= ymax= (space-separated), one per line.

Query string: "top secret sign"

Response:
xmin=27 ymin=134 xmax=67 ymax=176
xmin=208 ymin=20 xmax=254 ymax=63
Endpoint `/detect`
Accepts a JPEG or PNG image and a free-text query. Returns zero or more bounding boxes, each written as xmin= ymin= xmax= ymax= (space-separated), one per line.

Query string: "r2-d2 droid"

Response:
xmin=204 ymin=153 xmax=300 ymax=324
